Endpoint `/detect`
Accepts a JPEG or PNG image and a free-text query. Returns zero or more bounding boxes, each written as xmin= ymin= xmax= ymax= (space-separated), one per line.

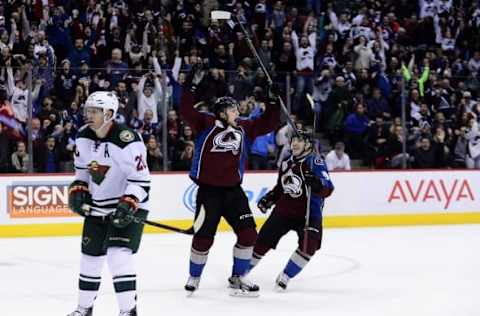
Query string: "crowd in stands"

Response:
xmin=0 ymin=0 xmax=479 ymax=173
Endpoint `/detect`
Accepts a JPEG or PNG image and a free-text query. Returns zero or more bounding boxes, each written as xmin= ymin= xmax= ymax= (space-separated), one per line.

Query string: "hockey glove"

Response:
xmin=68 ymin=180 xmax=92 ymax=217
xmin=267 ymin=82 xmax=281 ymax=99
xmin=304 ymin=170 xmax=333 ymax=197
xmin=257 ymin=190 xmax=277 ymax=214
xmin=112 ymin=195 xmax=139 ymax=228
xmin=304 ymin=170 xmax=323 ymax=192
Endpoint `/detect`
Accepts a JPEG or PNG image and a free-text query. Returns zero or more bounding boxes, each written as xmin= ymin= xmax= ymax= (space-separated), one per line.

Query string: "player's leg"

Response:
xmin=67 ymin=217 xmax=109 ymax=316
xmin=249 ymin=211 xmax=291 ymax=272
xmin=185 ymin=185 xmax=223 ymax=293
xmin=223 ymin=186 xmax=261 ymax=296
xmin=276 ymin=217 xmax=323 ymax=291
xmin=105 ymin=209 xmax=147 ymax=315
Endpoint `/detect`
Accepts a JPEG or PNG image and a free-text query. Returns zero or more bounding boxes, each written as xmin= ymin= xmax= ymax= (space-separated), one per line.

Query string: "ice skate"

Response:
xmin=274 ymin=272 xmax=290 ymax=292
xmin=184 ymin=276 xmax=201 ymax=296
xmin=66 ymin=306 xmax=92 ymax=316
xmin=119 ymin=306 xmax=137 ymax=316
xmin=228 ymin=275 xmax=260 ymax=297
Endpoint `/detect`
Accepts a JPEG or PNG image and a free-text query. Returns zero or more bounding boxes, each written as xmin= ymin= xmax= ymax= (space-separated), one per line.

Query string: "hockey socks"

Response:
xmin=248 ymin=251 xmax=263 ymax=271
xmin=189 ymin=247 xmax=209 ymax=278
xmin=248 ymin=243 xmax=271 ymax=272
xmin=282 ymin=248 xmax=311 ymax=279
xmin=107 ymin=247 xmax=137 ymax=312
xmin=78 ymin=253 xmax=105 ymax=309
xmin=232 ymin=243 xmax=253 ymax=276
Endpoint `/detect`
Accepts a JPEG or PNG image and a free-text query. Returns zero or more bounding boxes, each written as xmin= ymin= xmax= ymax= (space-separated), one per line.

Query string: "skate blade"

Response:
xmin=274 ymin=285 xmax=287 ymax=292
xmin=229 ymin=288 xmax=260 ymax=298
xmin=185 ymin=289 xmax=196 ymax=297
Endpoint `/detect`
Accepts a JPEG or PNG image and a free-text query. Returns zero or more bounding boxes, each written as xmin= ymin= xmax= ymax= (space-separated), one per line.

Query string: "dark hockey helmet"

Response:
xmin=291 ymin=129 xmax=313 ymax=144
xmin=213 ymin=96 xmax=239 ymax=118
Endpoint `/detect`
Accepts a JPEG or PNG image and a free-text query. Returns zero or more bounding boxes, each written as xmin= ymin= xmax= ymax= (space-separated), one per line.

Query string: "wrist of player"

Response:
xmin=112 ymin=195 xmax=139 ymax=228
xmin=68 ymin=180 xmax=91 ymax=216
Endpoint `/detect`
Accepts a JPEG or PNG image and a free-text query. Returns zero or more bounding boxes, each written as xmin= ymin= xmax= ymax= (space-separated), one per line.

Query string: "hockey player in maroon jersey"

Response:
xmin=179 ymin=82 xmax=280 ymax=296
xmin=249 ymin=131 xmax=334 ymax=290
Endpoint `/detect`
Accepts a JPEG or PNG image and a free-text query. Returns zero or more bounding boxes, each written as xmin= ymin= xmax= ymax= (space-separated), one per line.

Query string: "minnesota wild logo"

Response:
xmin=88 ymin=161 xmax=110 ymax=185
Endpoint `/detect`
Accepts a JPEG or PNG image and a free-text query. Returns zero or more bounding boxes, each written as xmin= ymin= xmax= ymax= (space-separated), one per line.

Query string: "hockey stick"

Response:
xmin=81 ymin=204 xmax=194 ymax=235
xmin=302 ymin=94 xmax=316 ymax=253
xmin=211 ymin=10 xmax=299 ymax=137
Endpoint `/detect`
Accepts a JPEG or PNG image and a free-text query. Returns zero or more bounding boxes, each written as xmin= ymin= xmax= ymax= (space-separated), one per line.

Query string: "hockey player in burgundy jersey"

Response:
xmin=179 ymin=88 xmax=280 ymax=297
xmin=250 ymin=131 xmax=334 ymax=291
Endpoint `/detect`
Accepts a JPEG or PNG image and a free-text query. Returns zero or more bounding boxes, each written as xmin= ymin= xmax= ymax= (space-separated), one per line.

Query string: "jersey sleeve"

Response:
xmin=117 ymin=140 xmax=151 ymax=203
xmin=310 ymin=156 xmax=334 ymax=198
xmin=240 ymin=98 xmax=280 ymax=141
xmin=179 ymin=90 xmax=215 ymax=133
xmin=73 ymin=138 xmax=91 ymax=183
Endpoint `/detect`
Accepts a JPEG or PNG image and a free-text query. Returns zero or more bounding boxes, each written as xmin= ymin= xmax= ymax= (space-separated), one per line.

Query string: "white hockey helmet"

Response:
xmin=84 ymin=91 xmax=119 ymax=122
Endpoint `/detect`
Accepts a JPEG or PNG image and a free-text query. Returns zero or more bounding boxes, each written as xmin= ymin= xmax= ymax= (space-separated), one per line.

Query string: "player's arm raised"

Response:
xmin=241 ymin=93 xmax=281 ymax=140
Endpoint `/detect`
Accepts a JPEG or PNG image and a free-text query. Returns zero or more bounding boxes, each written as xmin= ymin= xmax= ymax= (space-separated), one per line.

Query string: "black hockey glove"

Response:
xmin=112 ymin=195 xmax=139 ymax=228
xmin=257 ymin=190 xmax=277 ymax=214
xmin=68 ymin=180 xmax=92 ymax=217
xmin=304 ymin=170 xmax=324 ymax=192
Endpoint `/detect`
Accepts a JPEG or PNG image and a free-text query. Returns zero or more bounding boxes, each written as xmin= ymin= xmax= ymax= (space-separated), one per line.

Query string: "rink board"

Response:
xmin=0 ymin=170 xmax=479 ymax=237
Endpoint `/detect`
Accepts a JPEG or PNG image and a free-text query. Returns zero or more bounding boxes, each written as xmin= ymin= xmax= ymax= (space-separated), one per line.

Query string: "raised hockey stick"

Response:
xmin=211 ymin=10 xmax=299 ymax=137
xmin=81 ymin=204 xmax=194 ymax=235
xmin=302 ymin=94 xmax=316 ymax=253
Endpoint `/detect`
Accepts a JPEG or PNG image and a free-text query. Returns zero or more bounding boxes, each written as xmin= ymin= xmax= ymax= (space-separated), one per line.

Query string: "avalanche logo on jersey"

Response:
xmin=281 ymin=169 xmax=303 ymax=198
xmin=88 ymin=160 xmax=110 ymax=185
xmin=211 ymin=128 xmax=242 ymax=155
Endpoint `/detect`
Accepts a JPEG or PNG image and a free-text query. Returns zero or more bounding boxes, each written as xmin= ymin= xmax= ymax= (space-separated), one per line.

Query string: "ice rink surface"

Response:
xmin=1 ymin=224 xmax=479 ymax=316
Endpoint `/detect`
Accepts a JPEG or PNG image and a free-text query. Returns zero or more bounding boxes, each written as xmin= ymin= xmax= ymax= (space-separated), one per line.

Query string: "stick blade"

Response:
xmin=211 ymin=10 xmax=231 ymax=20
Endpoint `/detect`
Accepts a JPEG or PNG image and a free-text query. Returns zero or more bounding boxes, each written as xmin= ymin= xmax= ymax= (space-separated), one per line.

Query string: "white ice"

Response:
xmin=1 ymin=225 xmax=479 ymax=316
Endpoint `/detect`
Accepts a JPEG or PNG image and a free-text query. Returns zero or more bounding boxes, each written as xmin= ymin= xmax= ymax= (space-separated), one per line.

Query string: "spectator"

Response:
xmin=68 ymin=38 xmax=92 ymax=69
xmin=138 ymin=109 xmax=160 ymax=142
xmin=54 ymin=59 xmax=77 ymax=105
xmin=146 ymin=135 xmax=163 ymax=172
xmin=385 ymin=125 xmax=409 ymax=168
xmin=367 ymin=116 xmax=391 ymax=167
xmin=291 ymin=17 xmax=317 ymax=117
xmin=137 ymin=72 xmax=162 ymax=124
xmin=412 ymin=137 xmax=437 ymax=168
xmin=344 ymin=103 xmax=369 ymax=158
xmin=35 ymin=136 xmax=61 ymax=173
xmin=0 ymin=122 xmax=11 ymax=172
xmin=11 ymin=141 xmax=29 ymax=173
xmin=465 ymin=116 xmax=480 ymax=169
xmin=172 ymin=140 xmax=194 ymax=171
xmin=367 ymin=87 xmax=391 ymax=119
xmin=325 ymin=76 xmax=353 ymax=145
xmin=325 ymin=142 xmax=351 ymax=171
xmin=105 ymin=48 xmax=128 ymax=87
xmin=249 ymin=131 xmax=276 ymax=170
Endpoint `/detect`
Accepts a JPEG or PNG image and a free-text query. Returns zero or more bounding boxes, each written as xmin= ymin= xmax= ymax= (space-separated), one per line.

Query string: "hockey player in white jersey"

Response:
xmin=67 ymin=91 xmax=150 ymax=316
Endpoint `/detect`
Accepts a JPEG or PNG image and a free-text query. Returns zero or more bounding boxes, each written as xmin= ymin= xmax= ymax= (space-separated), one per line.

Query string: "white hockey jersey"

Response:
xmin=74 ymin=123 xmax=151 ymax=215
